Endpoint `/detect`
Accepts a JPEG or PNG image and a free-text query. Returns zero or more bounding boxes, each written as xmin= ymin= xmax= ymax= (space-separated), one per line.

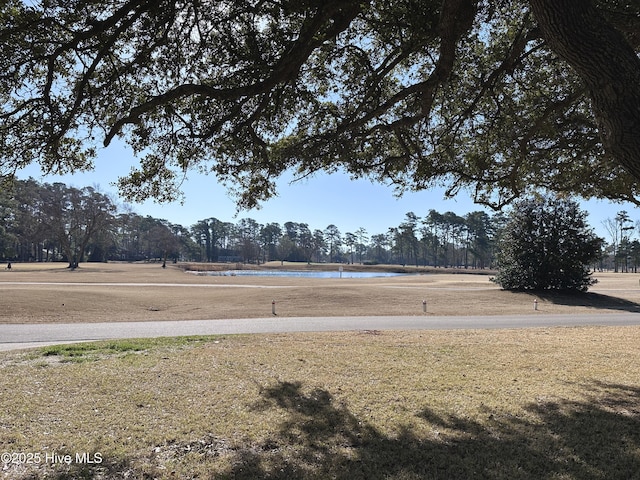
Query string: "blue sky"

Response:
xmin=16 ymin=139 xmax=639 ymax=241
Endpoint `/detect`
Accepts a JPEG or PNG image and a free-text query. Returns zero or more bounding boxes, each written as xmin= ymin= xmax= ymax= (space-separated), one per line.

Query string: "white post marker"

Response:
xmin=422 ymin=299 xmax=427 ymax=313
xmin=272 ymin=300 xmax=276 ymax=315
xmin=533 ymin=299 xmax=538 ymax=311
xmin=339 ymin=266 xmax=343 ymax=278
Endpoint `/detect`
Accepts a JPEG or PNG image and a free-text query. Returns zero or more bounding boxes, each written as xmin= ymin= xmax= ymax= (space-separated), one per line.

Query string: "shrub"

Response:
xmin=492 ymin=196 xmax=603 ymax=292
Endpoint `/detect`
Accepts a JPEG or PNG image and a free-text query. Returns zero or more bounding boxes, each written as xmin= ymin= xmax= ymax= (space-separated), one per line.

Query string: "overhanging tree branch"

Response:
xmin=530 ymin=0 xmax=640 ymax=179
xmin=2 ymin=0 xmax=640 ymax=209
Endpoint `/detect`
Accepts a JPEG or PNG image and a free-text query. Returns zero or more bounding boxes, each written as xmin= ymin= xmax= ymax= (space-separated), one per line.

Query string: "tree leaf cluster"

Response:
xmin=1 ymin=1 xmax=640 ymax=209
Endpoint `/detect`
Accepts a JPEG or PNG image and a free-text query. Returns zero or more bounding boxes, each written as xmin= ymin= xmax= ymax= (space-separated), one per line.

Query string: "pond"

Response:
xmin=197 ymin=270 xmax=409 ymax=279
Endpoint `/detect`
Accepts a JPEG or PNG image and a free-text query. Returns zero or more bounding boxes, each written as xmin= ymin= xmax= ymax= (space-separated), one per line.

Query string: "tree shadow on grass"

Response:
xmin=534 ymin=291 xmax=640 ymax=313
xmin=219 ymin=380 xmax=640 ymax=480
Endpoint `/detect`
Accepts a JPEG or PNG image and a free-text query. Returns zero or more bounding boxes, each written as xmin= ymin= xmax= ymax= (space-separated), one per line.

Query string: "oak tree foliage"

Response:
xmin=1 ymin=0 xmax=640 ymax=208
xmin=492 ymin=196 xmax=602 ymax=292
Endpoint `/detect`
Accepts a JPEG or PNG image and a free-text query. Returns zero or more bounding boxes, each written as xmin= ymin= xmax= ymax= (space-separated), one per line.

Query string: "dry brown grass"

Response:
xmin=1 ymin=327 xmax=639 ymax=479
xmin=1 ymin=262 xmax=639 ymax=324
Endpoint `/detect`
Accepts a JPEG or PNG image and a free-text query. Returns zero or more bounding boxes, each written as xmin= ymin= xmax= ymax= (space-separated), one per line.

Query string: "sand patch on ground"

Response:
xmin=0 ymin=262 xmax=638 ymax=323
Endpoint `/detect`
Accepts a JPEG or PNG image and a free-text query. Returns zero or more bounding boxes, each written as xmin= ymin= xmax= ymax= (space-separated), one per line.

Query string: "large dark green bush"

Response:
xmin=492 ymin=196 xmax=603 ymax=292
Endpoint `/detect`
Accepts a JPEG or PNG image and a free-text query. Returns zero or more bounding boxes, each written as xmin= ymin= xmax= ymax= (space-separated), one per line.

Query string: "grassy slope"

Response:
xmin=1 ymin=327 xmax=639 ymax=479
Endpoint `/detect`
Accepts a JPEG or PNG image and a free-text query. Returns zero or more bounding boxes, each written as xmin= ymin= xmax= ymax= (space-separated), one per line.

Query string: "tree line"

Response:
xmin=601 ymin=211 xmax=640 ymax=273
xmin=0 ymin=179 xmax=506 ymax=268
xmin=2 ymin=179 xmax=638 ymax=272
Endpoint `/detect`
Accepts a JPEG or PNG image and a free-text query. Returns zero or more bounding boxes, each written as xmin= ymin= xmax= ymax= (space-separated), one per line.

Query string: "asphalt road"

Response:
xmin=2 ymin=312 xmax=640 ymax=351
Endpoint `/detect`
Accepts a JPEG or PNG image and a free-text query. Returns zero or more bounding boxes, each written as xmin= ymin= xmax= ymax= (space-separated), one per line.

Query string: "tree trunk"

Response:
xmin=529 ymin=0 xmax=640 ymax=179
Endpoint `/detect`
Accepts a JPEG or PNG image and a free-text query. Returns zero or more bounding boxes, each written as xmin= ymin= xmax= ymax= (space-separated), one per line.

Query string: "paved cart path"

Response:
xmin=2 ymin=313 xmax=640 ymax=351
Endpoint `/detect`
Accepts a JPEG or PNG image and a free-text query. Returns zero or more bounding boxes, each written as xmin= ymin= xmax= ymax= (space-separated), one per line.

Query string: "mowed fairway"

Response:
xmin=1 ymin=262 xmax=640 ymax=323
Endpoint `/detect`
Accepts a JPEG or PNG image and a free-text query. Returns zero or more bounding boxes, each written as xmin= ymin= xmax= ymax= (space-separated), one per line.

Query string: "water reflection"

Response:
xmin=199 ymin=270 xmax=408 ymax=278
